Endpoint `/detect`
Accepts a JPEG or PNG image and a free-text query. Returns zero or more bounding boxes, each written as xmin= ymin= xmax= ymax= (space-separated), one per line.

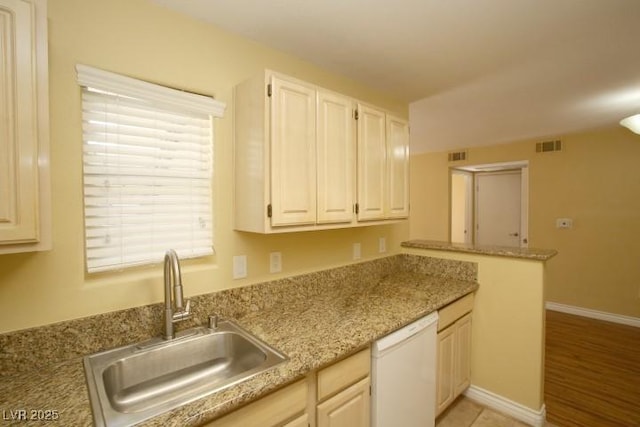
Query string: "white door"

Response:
xmin=475 ymin=171 xmax=521 ymax=247
xmin=450 ymin=171 xmax=472 ymax=244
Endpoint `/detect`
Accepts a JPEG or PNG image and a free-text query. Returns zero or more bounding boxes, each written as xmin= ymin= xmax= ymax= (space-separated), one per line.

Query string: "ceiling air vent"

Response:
xmin=536 ymin=140 xmax=562 ymax=153
xmin=448 ymin=150 xmax=468 ymax=162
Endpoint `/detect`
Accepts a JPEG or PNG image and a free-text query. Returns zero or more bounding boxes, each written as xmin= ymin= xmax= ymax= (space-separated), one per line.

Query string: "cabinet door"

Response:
xmin=270 ymin=76 xmax=317 ymax=226
xmin=203 ymin=380 xmax=307 ymax=427
xmin=283 ymin=413 xmax=309 ymax=427
xmin=454 ymin=313 xmax=472 ymax=396
xmin=436 ymin=326 xmax=455 ymax=416
xmin=317 ymin=377 xmax=370 ymax=427
xmin=356 ymin=104 xmax=386 ymax=221
xmin=317 ymin=91 xmax=355 ymax=224
xmin=0 ymin=0 xmax=40 ymax=245
xmin=386 ymin=115 xmax=409 ymax=218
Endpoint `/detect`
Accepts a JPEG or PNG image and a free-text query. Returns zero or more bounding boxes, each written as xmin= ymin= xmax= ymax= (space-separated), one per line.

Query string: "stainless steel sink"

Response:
xmin=84 ymin=320 xmax=287 ymax=427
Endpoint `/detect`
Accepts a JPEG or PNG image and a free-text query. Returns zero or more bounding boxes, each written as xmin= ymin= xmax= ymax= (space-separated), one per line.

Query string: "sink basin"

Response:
xmin=84 ymin=320 xmax=287 ymax=427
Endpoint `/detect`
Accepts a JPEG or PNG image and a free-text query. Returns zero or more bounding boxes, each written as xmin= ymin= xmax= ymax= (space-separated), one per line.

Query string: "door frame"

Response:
xmin=450 ymin=170 xmax=473 ymax=244
xmin=450 ymin=160 xmax=529 ymax=247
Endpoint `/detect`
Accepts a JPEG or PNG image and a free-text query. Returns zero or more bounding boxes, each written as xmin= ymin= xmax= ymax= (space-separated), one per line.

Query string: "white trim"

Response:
xmin=464 ymin=385 xmax=546 ymax=427
xmin=546 ymin=302 xmax=640 ymax=328
xmin=454 ymin=160 xmax=529 ymax=173
xmin=76 ymin=64 xmax=226 ymax=117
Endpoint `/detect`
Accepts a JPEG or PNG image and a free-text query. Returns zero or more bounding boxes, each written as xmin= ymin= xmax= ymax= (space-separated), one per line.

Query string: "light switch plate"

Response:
xmin=353 ymin=243 xmax=361 ymax=260
xmin=379 ymin=237 xmax=386 ymax=253
xmin=233 ymin=255 xmax=247 ymax=279
xmin=269 ymin=252 xmax=282 ymax=273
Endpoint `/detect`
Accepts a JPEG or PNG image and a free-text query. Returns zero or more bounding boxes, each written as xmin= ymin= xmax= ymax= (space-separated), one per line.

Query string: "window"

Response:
xmin=76 ymin=65 xmax=225 ymax=273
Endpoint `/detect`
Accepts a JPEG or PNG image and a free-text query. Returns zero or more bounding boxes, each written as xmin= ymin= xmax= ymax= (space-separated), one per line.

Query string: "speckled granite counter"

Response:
xmin=402 ymin=239 xmax=558 ymax=261
xmin=0 ymin=254 xmax=478 ymax=426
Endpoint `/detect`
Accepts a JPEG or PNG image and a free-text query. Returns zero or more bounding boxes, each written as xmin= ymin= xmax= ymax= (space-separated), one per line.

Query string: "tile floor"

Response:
xmin=436 ymin=396 xmax=559 ymax=427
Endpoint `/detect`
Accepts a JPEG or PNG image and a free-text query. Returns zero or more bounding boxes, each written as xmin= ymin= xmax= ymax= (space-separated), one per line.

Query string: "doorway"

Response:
xmin=450 ymin=161 xmax=529 ymax=248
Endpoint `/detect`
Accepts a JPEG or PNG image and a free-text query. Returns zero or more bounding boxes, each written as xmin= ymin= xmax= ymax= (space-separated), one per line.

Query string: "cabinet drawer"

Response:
xmin=438 ymin=293 xmax=474 ymax=332
xmin=204 ymin=380 xmax=307 ymax=427
xmin=317 ymin=348 xmax=370 ymax=401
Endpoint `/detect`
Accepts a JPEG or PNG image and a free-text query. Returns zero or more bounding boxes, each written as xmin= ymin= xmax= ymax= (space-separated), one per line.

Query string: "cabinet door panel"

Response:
xmin=317 ymin=377 xmax=370 ymax=427
xmin=386 ymin=115 xmax=409 ymax=218
xmin=454 ymin=313 xmax=472 ymax=396
xmin=356 ymin=105 xmax=386 ymax=221
xmin=270 ymin=76 xmax=316 ymax=226
xmin=317 ymin=91 xmax=355 ymax=224
xmin=203 ymin=380 xmax=307 ymax=427
xmin=436 ymin=326 xmax=455 ymax=416
xmin=0 ymin=0 xmax=39 ymax=244
xmin=283 ymin=413 xmax=309 ymax=427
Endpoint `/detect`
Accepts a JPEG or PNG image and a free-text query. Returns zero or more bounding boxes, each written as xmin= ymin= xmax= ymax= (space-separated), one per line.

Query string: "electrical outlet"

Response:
xmin=556 ymin=218 xmax=573 ymax=229
xmin=379 ymin=237 xmax=387 ymax=253
xmin=353 ymin=243 xmax=361 ymax=260
xmin=270 ymin=252 xmax=282 ymax=273
xmin=233 ymin=255 xmax=247 ymax=279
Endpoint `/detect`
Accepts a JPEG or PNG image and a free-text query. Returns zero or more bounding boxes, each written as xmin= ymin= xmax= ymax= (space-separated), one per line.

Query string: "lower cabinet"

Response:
xmin=203 ymin=379 xmax=307 ymax=427
xmin=203 ymin=348 xmax=371 ymax=427
xmin=316 ymin=348 xmax=370 ymax=427
xmin=436 ymin=294 xmax=474 ymax=416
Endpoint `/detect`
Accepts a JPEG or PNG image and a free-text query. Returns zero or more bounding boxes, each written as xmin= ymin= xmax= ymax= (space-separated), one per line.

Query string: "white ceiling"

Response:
xmin=152 ymin=0 xmax=640 ymax=153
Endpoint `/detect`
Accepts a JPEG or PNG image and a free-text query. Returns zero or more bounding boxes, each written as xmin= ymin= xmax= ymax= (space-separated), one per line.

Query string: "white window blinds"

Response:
xmin=76 ymin=65 xmax=225 ymax=273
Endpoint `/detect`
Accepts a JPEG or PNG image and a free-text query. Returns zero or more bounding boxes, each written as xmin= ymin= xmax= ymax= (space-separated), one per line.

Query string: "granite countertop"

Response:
xmin=0 ymin=256 xmax=478 ymax=427
xmin=402 ymin=239 xmax=558 ymax=261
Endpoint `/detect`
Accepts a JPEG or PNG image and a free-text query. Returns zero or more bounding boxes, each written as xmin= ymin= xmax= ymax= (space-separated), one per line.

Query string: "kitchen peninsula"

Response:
xmin=0 ymin=241 xmax=557 ymax=426
xmin=402 ymin=239 xmax=557 ymax=426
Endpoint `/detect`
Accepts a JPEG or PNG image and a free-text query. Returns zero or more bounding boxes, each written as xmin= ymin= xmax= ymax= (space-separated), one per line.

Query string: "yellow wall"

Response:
xmin=0 ymin=0 xmax=409 ymax=334
xmin=404 ymin=247 xmax=546 ymax=411
xmin=410 ymin=127 xmax=640 ymax=318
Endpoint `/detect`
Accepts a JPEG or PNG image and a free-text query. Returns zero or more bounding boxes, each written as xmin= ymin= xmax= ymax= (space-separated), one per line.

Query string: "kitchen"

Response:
xmin=1 ymin=0 xmax=639 ymax=426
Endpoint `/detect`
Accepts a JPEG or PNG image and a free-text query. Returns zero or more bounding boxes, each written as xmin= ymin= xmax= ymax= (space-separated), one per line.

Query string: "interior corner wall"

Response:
xmin=409 ymin=127 xmax=640 ymax=318
xmin=0 ymin=0 xmax=409 ymax=334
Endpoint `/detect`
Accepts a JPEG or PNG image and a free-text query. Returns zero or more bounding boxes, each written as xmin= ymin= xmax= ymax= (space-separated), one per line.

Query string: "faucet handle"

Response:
xmin=172 ymin=299 xmax=192 ymax=322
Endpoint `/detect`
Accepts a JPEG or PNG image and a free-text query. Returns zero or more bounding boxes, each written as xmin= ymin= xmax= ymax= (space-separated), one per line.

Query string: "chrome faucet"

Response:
xmin=163 ymin=249 xmax=192 ymax=340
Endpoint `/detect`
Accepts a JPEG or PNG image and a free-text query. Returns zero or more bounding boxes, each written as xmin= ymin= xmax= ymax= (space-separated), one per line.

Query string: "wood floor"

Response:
xmin=545 ymin=310 xmax=640 ymax=426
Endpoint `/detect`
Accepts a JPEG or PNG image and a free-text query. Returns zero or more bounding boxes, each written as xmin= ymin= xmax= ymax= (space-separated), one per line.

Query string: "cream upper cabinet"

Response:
xmin=0 ymin=0 xmax=50 ymax=254
xmin=385 ymin=115 xmax=410 ymax=219
xmin=356 ymin=104 xmax=386 ymax=221
xmin=356 ymin=105 xmax=410 ymax=222
xmin=316 ymin=90 xmax=356 ymax=224
xmin=270 ymin=76 xmax=317 ymax=226
xmin=234 ymin=70 xmax=406 ymax=233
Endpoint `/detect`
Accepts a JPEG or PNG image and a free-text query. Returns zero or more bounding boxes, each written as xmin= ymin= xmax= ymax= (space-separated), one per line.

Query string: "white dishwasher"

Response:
xmin=371 ymin=311 xmax=439 ymax=427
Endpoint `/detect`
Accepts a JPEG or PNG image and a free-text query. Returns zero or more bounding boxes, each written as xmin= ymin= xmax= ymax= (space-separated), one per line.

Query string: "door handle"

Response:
xmin=509 ymin=232 xmax=519 ymax=237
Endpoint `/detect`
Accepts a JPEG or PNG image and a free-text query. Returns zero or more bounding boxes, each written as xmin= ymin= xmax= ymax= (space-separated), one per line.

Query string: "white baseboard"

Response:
xmin=464 ymin=385 xmax=546 ymax=427
xmin=545 ymin=302 xmax=640 ymax=328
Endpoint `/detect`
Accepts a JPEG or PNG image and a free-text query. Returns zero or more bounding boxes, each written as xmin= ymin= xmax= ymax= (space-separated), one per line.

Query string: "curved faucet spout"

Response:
xmin=163 ymin=249 xmax=192 ymax=340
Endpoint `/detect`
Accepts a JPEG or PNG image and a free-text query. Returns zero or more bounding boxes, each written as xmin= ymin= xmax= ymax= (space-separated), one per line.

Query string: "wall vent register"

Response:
xmin=448 ymin=151 xmax=468 ymax=162
xmin=536 ymin=140 xmax=562 ymax=153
